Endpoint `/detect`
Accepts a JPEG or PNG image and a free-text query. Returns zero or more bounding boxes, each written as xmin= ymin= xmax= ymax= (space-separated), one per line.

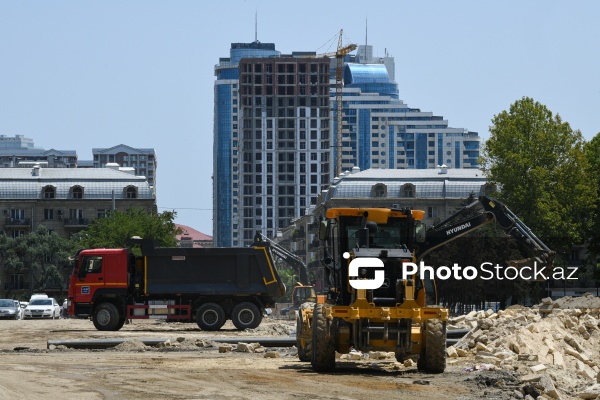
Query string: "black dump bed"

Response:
xmin=131 ymin=239 xmax=285 ymax=301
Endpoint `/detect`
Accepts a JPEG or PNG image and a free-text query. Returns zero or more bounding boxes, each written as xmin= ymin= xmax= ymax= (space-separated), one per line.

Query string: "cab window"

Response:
xmin=79 ymin=256 xmax=103 ymax=277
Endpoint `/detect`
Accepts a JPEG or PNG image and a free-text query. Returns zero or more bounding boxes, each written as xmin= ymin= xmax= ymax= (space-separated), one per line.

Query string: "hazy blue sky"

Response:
xmin=1 ymin=1 xmax=598 ymax=236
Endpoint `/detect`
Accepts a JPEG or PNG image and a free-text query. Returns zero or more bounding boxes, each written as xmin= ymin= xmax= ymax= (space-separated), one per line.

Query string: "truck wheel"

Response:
xmin=115 ymin=315 xmax=127 ymax=330
xmin=311 ymin=304 xmax=336 ymax=371
xmin=418 ymin=318 xmax=446 ymax=373
xmin=231 ymin=302 xmax=262 ymax=330
xmin=296 ymin=312 xmax=312 ymax=362
xmin=93 ymin=303 xmax=120 ymax=331
xmin=196 ymin=303 xmax=226 ymax=331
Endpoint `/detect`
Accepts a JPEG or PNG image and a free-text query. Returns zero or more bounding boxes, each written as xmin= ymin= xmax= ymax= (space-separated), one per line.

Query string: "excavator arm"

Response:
xmin=253 ymin=231 xmax=310 ymax=285
xmin=416 ymin=196 xmax=554 ymax=270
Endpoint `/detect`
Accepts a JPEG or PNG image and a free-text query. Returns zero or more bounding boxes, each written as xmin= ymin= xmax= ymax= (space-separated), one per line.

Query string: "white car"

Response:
xmin=24 ymin=298 xmax=61 ymax=319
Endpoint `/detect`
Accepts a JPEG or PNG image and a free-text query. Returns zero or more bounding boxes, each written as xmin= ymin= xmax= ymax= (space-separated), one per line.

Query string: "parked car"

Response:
xmin=24 ymin=298 xmax=61 ymax=319
xmin=0 ymin=299 xmax=21 ymax=320
xmin=29 ymin=293 xmax=48 ymax=302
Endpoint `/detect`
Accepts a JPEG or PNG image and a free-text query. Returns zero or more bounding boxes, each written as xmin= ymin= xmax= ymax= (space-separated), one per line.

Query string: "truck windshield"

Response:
xmin=78 ymin=256 xmax=103 ymax=278
xmin=347 ymin=225 xmax=403 ymax=249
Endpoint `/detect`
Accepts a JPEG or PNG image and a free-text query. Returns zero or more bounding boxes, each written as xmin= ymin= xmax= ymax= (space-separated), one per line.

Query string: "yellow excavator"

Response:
xmin=297 ymin=196 xmax=554 ymax=372
xmin=253 ymin=232 xmax=317 ymax=318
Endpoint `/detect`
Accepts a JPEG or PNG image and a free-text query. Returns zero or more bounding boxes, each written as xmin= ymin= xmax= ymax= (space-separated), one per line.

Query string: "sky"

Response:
xmin=1 ymin=1 xmax=599 ymax=237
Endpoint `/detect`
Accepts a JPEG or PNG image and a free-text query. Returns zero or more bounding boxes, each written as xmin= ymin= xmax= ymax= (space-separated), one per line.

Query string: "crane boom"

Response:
xmin=334 ymin=30 xmax=357 ymax=177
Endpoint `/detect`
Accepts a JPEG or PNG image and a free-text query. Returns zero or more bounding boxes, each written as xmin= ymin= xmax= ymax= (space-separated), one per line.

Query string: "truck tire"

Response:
xmin=296 ymin=313 xmax=312 ymax=362
xmin=231 ymin=302 xmax=262 ymax=330
xmin=311 ymin=304 xmax=336 ymax=371
xmin=196 ymin=303 xmax=226 ymax=331
xmin=115 ymin=315 xmax=127 ymax=330
xmin=93 ymin=303 xmax=121 ymax=331
xmin=418 ymin=318 xmax=446 ymax=373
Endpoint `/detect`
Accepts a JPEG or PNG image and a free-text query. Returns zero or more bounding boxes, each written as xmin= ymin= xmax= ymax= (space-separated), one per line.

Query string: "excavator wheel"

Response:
xmin=296 ymin=302 xmax=313 ymax=362
xmin=418 ymin=318 xmax=446 ymax=373
xmin=311 ymin=304 xmax=336 ymax=371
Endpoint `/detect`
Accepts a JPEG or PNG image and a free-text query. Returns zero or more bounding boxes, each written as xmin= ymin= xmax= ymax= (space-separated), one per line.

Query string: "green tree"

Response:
xmin=73 ymin=208 xmax=181 ymax=253
xmin=481 ymin=97 xmax=596 ymax=252
xmin=584 ymin=132 xmax=600 ymax=256
xmin=3 ymin=226 xmax=73 ymax=299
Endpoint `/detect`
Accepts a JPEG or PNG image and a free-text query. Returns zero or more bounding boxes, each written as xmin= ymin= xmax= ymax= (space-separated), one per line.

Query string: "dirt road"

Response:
xmin=0 ymin=317 xmax=514 ymax=400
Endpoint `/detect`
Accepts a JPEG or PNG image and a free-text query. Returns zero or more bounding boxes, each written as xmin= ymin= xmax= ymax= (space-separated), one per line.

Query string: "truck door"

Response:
xmin=75 ymin=255 xmax=104 ymax=303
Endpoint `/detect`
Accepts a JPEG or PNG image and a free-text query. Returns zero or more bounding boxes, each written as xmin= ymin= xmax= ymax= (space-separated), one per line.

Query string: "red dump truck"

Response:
xmin=68 ymin=238 xmax=285 ymax=331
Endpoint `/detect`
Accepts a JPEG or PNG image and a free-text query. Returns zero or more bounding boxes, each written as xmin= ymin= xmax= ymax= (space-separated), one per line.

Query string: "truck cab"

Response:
xmin=68 ymin=248 xmax=135 ymax=322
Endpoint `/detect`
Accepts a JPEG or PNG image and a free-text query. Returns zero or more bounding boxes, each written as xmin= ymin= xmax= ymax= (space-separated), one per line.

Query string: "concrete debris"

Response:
xmin=577 ymin=383 xmax=600 ymax=399
xmin=446 ymin=345 xmax=459 ymax=358
xmin=264 ymin=351 xmax=280 ymax=358
xmin=218 ymin=344 xmax=233 ymax=353
xmin=194 ymin=339 xmax=214 ymax=348
xmin=450 ymin=292 xmax=600 ymax=398
xmin=404 ymin=358 xmax=416 ymax=368
xmin=236 ymin=342 xmax=263 ymax=353
xmin=368 ymin=351 xmax=395 ymax=360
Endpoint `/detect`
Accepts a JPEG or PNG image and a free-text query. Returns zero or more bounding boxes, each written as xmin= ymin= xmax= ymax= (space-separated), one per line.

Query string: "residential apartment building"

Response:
xmin=0 ymin=164 xmax=156 ymax=297
xmin=0 ymin=135 xmax=77 ymax=168
xmin=214 ymin=41 xmax=333 ymax=247
xmin=334 ymin=45 xmax=481 ymax=171
xmin=92 ymin=144 xmax=157 ymax=189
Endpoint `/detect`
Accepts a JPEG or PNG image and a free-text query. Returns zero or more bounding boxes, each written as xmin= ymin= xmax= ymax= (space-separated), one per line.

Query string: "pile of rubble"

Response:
xmin=449 ymin=292 xmax=600 ymax=399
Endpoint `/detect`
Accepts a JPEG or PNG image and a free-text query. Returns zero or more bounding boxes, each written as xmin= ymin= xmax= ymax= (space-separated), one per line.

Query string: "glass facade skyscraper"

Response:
xmin=333 ymin=45 xmax=480 ymax=173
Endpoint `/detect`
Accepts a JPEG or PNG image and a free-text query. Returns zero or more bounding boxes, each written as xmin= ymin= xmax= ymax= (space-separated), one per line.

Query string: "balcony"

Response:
xmin=4 ymin=218 xmax=31 ymax=228
xmin=63 ymin=218 xmax=91 ymax=228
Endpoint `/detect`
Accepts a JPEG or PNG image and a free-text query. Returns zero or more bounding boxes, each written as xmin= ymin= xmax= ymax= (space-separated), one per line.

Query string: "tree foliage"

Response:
xmin=2 ymin=226 xmax=73 ymax=298
xmin=481 ymin=97 xmax=596 ymax=252
xmin=72 ymin=208 xmax=181 ymax=253
xmin=584 ymin=133 xmax=600 ymax=256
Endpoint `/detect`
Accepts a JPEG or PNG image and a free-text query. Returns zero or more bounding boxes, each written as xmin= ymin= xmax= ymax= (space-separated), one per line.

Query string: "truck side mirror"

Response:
xmin=319 ymin=221 xmax=329 ymax=241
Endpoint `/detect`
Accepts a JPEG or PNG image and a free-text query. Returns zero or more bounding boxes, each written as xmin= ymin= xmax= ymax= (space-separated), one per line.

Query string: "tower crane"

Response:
xmin=305 ymin=30 xmax=356 ymax=177
xmin=333 ymin=31 xmax=356 ymax=177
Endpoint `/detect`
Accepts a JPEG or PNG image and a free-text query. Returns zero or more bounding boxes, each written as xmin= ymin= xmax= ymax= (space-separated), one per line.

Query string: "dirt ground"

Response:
xmin=0 ymin=317 xmax=518 ymax=400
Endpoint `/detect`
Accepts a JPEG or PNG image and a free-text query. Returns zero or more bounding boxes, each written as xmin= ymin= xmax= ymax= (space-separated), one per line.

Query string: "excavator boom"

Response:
xmin=416 ymin=196 xmax=554 ymax=272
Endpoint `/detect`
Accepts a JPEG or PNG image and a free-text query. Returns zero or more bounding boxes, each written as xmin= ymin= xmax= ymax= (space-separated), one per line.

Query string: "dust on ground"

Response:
xmin=2 ymin=294 xmax=599 ymax=399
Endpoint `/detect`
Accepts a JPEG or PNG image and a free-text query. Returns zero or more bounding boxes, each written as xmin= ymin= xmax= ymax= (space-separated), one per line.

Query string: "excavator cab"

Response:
xmin=292 ymin=285 xmax=316 ymax=307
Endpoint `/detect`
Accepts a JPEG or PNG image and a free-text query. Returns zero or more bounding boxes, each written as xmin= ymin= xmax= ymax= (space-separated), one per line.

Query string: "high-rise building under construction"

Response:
xmin=213 ymin=41 xmax=480 ymax=247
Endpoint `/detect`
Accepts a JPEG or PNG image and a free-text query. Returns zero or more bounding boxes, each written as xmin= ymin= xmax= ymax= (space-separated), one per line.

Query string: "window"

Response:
xmin=97 ymin=209 xmax=109 ymax=219
xmin=372 ymin=183 xmax=387 ymax=198
xmin=71 ymin=186 xmax=83 ymax=199
xmin=44 ymin=209 xmax=54 ymax=220
xmin=125 ymin=186 xmax=137 ymax=199
xmin=81 ymin=256 xmax=103 ymax=275
xmin=427 ymin=207 xmax=438 ymax=219
xmin=402 ymin=184 xmax=415 ymax=198
xmin=43 ymin=186 xmax=56 ymax=199
xmin=69 ymin=209 xmax=83 ymax=220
